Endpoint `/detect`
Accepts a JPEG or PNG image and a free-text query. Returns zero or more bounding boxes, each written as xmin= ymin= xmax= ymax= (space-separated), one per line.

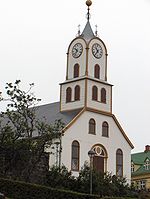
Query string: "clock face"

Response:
xmin=72 ymin=43 xmax=83 ymax=58
xmin=92 ymin=43 xmax=103 ymax=59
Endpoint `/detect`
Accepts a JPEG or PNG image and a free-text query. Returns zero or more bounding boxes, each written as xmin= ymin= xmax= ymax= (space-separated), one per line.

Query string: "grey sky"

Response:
xmin=0 ymin=0 xmax=150 ymax=153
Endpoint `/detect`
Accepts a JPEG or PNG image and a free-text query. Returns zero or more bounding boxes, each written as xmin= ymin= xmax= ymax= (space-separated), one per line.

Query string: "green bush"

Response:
xmin=47 ymin=164 xmax=137 ymax=198
xmin=0 ymin=178 xmax=138 ymax=199
xmin=0 ymin=178 xmax=101 ymax=199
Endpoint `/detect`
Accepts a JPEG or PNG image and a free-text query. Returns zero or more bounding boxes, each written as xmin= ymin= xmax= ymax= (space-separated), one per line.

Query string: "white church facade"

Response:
xmin=37 ymin=0 xmax=134 ymax=182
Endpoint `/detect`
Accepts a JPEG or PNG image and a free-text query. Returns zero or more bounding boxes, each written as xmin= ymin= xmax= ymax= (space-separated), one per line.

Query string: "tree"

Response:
xmin=46 ymin=165 xmax=76 ymax=190
xmin=0 ymin=80 xmax=64 ymax=183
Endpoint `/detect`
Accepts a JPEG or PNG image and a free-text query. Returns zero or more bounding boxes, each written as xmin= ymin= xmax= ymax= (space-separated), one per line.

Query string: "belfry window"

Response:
xmin=101 ymin=88 xmax=106 ymax=103
xmin=116 ymin=149 xmax=123 ymax=177
xmin=66 ymin=87 xmax=72 ymax=103
xmin=74 ymin=64 xmax=79 ymax=78
xmin=74 ymin=85 xmax=80 ymax=101
xmin=71 ymin=140 xmax=80 ymax=171
xmin=89 ymin=118 xmax=96 ymax=134
xmin=92 ymin=86 xmax=98 ymax=101
xmin=94 ymin=64 xmax=100 ymax=79
xmin=102 ymin=121 xmax=109 ymax=137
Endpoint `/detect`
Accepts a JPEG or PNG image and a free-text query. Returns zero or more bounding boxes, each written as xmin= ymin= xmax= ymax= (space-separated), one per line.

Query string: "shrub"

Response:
xmin=0 ymin=178 xmax=100 ymax=199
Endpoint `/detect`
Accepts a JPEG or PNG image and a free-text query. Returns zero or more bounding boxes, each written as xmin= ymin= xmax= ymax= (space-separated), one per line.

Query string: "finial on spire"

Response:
xmin=86 ymin=0 xmax=92 ymax=21
xmin=86 ymin=0 xmax=92 ymax=7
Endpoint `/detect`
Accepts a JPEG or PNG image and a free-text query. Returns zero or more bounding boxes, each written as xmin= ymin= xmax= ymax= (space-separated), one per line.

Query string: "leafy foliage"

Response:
xmin=46 ymin=163 xmax=138 ymax=198
xmin=47 ymin=165 xmax=76 ymax=190
xmin=0 ymin=80 xmax=64 ymax=183
xmin=0 ymin=178 xmax=101 ymax=199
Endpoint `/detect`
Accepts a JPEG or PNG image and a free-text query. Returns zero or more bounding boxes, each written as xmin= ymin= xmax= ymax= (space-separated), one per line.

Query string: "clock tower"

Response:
xmin=60 ymin=0 xmax=112 ymax=114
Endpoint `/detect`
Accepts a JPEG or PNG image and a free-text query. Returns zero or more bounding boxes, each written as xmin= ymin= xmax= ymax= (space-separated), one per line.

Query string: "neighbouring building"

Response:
xmin=131 ymin=145 xmax=150 ymax=190
xmin=36 ymin=0 xmax=134 ymax=183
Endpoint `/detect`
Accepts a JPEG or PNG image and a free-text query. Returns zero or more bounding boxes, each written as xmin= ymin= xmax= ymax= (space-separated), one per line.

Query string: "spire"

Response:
xmin=81 ymin=21 xmax=94 ymax=42
xmin=81 ymin=0 xmax=95 ymax=42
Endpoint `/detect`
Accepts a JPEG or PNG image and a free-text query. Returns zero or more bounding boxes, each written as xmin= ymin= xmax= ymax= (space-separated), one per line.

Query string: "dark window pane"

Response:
xmin=75 ymin=85 xmax=80 ymax=101
xmin=102 ymin=122 xmax=109 ymax=137
xmin=92 ymin=86 xmax=98 ymax=101
xmin=89 ymin=119 xmax=96 ymax=134
xmin=94 ymin=64 xmax=100 ymax=79
xmin=101 ymin=88 xmax=106 ymax=103
xmin=71 ymin=141 xmax=80 ymax=171
xmin=116 ymin=149 xmax=123 ymax=177
xmin=66 ymin=87 xmax=72 ymax=102
xmin=74 ymin=64 xmax=79 ymax=78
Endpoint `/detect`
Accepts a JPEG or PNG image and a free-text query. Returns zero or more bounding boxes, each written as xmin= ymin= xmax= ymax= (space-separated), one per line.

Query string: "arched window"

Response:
xmin=116 ymin=149 xmax=123 ymax=177
xmin=66 ymin=87 xmax=72 ymax=103
xmin=92 ymin=86 xmax=98 ymax=101
xmin=102 ymin=121 xmax=109 ymax=137
xmin=74 ymin=64 xmax=79 ymax=78
xmin=101 ymin=88 xmax=106 ymax=103
xmin=74 ymin=85 xmax=80 ymax=101
xmin=89 ymin=118 xmax=96 ymax=134
xmin=94 ymin=64 xmax=100 ymax=79
xmin=71 ymin=141 xmax=80 ymax=171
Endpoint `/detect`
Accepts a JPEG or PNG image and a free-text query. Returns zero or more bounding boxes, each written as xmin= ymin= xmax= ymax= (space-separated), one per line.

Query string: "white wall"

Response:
xmin=88 ymin=38 xmax=107 ymax=81
xmin=60 ymin=79 xmax=85 ymax=111
xmin=67 ymin=38 xmax=87 ymax=79
xmin=87 ymin=79 xmax=112 ymax=113
xmin=60 ymin=110 xmax=132 ymax=181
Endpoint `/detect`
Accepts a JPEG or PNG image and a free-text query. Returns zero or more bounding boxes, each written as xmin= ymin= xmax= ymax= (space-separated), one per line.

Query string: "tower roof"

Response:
xmin=80 ymin=0 xmax=95 ymax=42
xmin=81 ymin=20 xmax=95 ymax=42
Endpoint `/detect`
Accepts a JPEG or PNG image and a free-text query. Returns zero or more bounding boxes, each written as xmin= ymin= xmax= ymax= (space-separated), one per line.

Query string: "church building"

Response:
xmin=37 ymin=0 xmax=134 ymax=182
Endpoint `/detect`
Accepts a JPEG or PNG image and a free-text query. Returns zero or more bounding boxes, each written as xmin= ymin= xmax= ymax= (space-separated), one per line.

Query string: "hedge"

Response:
xmin=0 ymin=178 xmax=101 ymax=199
xmin=0 ymin=178 xmax=137 ymax=199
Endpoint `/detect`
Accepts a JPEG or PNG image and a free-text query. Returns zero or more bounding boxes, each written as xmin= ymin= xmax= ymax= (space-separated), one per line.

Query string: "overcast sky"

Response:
xmin=0 ymin=0 xmax=150 ymax=153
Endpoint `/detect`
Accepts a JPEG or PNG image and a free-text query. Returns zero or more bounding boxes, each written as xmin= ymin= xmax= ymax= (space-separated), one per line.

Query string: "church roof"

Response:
xmin=80 ymin=21 xmax=95 ymax=42
xmin=35 ymin=101 xmax=81 ymax=127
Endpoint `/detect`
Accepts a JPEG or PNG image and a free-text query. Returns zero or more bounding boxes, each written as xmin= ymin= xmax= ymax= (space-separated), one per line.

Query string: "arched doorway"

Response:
xmin=92 ymin=145 xmax=107 ymax=173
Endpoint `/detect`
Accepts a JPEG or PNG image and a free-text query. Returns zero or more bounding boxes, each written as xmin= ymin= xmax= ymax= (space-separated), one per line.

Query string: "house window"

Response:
xmin=135 ymin=181 xmax=140 ymax=190
xmin=101 ymin=88 xmax=106 ymax=103
xmin=131 ymin=162 xmax=134 ymax=173
xmin=102 ymin=122 xmax=109 ymax=137
xmin=92 ymin=86 xmax=98 ymax=101
xmin=136 ymin=180 xmax=146 ymax=190
xmin=140 ymin=180 xmax=146 ymax=190
xmin=74 ymin=85 xmax=80 ymax=101
xmin=74 ymin=64 xmax=79 ymax=78
xmin=94 ymin=64 xmax=100 ymax=79
xmin=116 ymin=149 xmax=123 ymax=177
xmin=66 ymin=87 xmax=72 ymax=103
xmin=71 ymin=140 xmax=80 ymax=171
xmin=89 ymin=118 xmax=96 ymax=134
xmin=145 ymin=159 xmax=150 ymax=170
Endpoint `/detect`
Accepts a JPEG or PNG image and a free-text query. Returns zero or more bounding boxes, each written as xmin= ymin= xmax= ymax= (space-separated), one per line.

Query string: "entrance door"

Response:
xmin=93 ymin=156 xmax=104 ymax=173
